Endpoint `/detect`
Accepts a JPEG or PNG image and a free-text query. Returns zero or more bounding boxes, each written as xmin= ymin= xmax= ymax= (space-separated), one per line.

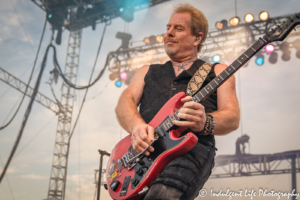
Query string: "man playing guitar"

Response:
xmin=115 ymin=3 xmax=240 ymax=199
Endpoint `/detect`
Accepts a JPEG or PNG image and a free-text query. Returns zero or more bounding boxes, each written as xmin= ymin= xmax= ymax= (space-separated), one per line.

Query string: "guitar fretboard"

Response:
xmin=154 ymin=38 xmax=266 ymax=135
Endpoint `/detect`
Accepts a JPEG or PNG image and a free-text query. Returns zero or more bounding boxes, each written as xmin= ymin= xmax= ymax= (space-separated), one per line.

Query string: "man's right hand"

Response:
xmin=131 ymin=123 xmax=155 ymax=156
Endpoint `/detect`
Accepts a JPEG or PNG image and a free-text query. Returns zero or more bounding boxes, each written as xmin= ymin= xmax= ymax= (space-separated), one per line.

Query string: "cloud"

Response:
xmin=21 ymin=173 xmax=46 ymax=180
xmin=0 ymin=167 xmax=16 ymax=174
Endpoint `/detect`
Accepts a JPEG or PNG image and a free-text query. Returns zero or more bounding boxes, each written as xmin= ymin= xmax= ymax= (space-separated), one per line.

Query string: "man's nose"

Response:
xmin=165 ymin=27 xmax=175 ymax=38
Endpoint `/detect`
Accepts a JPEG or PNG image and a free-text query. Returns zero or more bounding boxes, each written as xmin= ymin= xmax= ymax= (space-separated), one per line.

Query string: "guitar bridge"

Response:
xmin=122 ymin=151 xmax=136 ymax=170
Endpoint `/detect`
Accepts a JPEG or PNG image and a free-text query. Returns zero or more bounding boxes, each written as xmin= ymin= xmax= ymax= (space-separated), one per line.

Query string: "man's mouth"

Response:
xmin=165 ymin=40 xmax=177 ymax=44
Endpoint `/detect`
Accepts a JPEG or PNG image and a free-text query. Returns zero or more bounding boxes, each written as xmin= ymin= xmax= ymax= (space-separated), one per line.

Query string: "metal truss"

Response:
xmin=0 ymin=67 xmax=58 ymax=113
xmin=47 ymin=29 xmax=82 ymax=200
xmin=105 ymin=44 xmax=168 ymax=72
xmin=105 ymin=14 xmax=300 ymax=77
xmin=31 ymin=0 xmax=170 ymax=31
xmin=211 ymin=150 xmax=300 ymax=178
xmin=204 ymin=14 xmax=300 ymax=60
xmin=210 ymin=150 xmax=300 ymax=199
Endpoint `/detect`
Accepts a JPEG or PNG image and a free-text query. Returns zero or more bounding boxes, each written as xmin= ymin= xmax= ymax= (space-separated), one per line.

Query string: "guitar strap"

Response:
xmin=186 ymin=62 xmax=213 ymax=96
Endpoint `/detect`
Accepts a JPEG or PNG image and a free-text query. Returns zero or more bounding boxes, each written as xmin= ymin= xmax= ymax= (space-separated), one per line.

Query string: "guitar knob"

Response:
xmin=130 ymin=177 xmax=139 ymax=186
xmin=110 ymin=180 xmax=120 ymax=191
xmin=134 ymin=166 xmax=144 ymax=176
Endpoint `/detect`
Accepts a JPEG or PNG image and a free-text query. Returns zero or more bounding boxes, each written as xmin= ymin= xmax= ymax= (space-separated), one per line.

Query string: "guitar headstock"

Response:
xmin=265 ymin=13 xmax=300 ymax=42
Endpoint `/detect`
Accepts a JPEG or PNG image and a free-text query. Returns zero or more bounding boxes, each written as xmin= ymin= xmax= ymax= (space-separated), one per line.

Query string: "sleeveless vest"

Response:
xmin=139 ymin=59 xmax=218 ymax=145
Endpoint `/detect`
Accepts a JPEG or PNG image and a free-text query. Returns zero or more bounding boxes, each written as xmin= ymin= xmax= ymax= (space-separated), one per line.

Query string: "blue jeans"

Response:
xmin=143 ymin=142 xmax=215 ymax=200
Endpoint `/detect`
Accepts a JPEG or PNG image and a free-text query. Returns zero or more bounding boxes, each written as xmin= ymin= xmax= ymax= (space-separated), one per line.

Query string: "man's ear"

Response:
xmin=194 ymin=32 xmax=203 ymax=46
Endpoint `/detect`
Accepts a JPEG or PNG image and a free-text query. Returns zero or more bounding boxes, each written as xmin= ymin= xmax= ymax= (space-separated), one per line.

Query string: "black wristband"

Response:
xmin=199 ymin=114 xmax=215 ymax=135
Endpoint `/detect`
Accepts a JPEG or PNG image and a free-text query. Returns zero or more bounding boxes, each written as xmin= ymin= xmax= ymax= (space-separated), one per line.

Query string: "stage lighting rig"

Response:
xmin=280 ymin=41 xmax=291 ymax=61
xmin=143 ymin=34 xmax=164 ymax=45
xmin=215 ymin=19 xmax=228 ymax=30
xmin=116 ymin=32 xmax=132 ymax=50
xmin=46 ymin=8 xmax=65 ymax=45
xmin=33 ymin=0 xmax=170 ymax=32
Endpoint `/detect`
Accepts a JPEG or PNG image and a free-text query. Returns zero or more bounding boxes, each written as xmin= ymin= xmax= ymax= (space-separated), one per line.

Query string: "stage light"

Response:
xmin=292 ymin=39 xmax=300 ymax=59
xmin=119 ymin=5 xmax=134 ymax=22
xmin=46 ymin=11 xmax=64 ymax=45
xmin=212 ymin=55 xmax=221 ymax=63
xmin=259 ymin=11 xmax=269 ymax=21
xmin=148 ymin=35 xmax=156 ymax=45
xmin=255 ymin=50 xmax=264 ymax=66
xmin=265 ymin=44 xmax=275 ymax=54
xmin=109 ymin=72 xmax=119 ymax=81
xmin=230 ymin=16 xmax=240 ymax=26
xmin=279 ymin=41 xmax=291 ymax=61
xmin=115 ymin=80 xmax=122 ymax=87
xmin=120 ymin=72 xmax=127 ymax=79
xmin=268 ymin=52 xmax=278 ymax=64
xmin=215 ymin=21 xmax=223 ymax=30
xmin=116 ymin=32 xmax=132 ymax=49
xmin=244 ymin=14 xmax=254 ymax=23
xmin=144 ymin=37 xmax=150 ymax=45
xmin=144 ymin=35 xmax=157 ymax=45
xmin=215 ymin=20 xmax=228 ymax=30
xmin=256 ymin=57 xmax=264 ymax=66
xmin=156 ymin=35 xmax=163 ymax=43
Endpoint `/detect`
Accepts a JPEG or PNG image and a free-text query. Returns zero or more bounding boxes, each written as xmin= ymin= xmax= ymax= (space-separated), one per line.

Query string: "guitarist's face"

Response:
xmin=164 ymin=12 xmax=198 ymax=59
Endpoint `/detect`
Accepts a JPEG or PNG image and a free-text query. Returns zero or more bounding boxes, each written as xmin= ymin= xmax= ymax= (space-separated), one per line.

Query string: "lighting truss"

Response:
xmin=105 ymin=13 xmax=300 ymax=76
xmin=31 ymin=0 xmax=170 ymax=31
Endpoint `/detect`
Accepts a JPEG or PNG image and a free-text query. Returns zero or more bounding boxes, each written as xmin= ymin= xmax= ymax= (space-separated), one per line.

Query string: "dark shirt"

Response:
xmin=139 ymin=59 xmax=218 ymax=146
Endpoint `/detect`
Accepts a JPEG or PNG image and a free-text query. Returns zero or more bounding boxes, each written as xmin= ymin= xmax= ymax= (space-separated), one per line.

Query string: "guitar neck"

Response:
xmin=192 ymin=39 xmax=266 ymax=104
xmin=156 ymin=38 xmax=267 ymax=134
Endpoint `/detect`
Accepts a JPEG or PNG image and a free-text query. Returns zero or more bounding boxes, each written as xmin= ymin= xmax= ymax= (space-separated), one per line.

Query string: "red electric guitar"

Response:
xmin=105 ymin=14 xmax=300 ymax=200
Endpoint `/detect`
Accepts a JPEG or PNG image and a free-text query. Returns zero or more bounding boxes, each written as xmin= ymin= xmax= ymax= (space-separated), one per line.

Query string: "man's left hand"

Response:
xmin=172 ymin=96 xmax=206 ymax=132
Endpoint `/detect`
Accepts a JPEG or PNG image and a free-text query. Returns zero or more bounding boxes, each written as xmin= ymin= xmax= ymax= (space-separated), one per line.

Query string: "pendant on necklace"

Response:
xmin=177 ymin=64 xmax=185 ymax=71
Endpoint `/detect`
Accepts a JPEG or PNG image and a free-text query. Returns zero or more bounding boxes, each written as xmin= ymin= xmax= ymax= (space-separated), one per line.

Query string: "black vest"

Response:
xmin=139 ymin=59 xmax=217 ymax=145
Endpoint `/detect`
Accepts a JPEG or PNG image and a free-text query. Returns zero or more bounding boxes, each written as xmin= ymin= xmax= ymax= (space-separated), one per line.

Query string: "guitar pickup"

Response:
xmin=121 ymin=151 xmax=136 ymax=170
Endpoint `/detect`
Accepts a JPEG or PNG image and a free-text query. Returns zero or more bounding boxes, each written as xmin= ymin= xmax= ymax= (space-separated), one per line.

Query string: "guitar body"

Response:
xmin=106 ymin=92 xmax=198 ymax=200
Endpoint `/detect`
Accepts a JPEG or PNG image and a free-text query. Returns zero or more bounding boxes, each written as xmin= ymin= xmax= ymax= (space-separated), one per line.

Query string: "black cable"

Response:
xmin=52 ymin=22 xmax=110 ymax=90
xmin=0 ymin=155 xmax=15 ymax=200
xmin=1 ymin=94 xmax=22 ymax=126
xmin=0 ymin=19 xmax=47 ymax=131
xmin=0 ymin=43 xmax=52 ymax=184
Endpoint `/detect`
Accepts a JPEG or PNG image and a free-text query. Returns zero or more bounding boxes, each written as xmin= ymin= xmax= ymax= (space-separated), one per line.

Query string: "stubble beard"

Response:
xmin=165 ymin=46 xmax=178 ymax=58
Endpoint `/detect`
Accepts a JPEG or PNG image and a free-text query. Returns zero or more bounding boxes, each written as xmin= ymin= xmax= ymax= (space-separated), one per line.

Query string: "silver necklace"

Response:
xmin=172 ymin=59 xmax=197 ymax=71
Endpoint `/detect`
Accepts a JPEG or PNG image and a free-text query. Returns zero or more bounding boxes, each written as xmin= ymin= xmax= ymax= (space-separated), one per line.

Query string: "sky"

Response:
xmin=0 ymin=0 xmax=300 ymax=200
